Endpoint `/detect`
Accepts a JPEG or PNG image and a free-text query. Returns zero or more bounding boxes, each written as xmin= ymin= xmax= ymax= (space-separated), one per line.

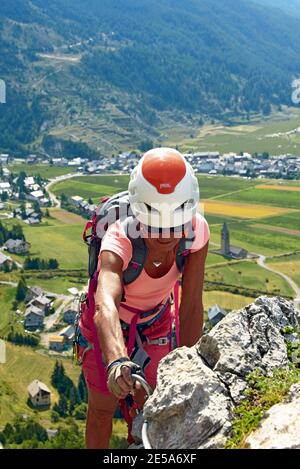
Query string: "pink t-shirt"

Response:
xmin=97 ymin=213 xmax=210 ymax=325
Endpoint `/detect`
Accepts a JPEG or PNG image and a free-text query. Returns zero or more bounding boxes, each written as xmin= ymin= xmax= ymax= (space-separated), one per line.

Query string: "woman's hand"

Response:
xmin=107 ymin=360 xmax=141 ymax=399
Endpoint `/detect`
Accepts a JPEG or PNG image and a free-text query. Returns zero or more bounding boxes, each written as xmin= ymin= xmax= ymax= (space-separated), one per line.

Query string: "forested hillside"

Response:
xmin=1 ymin=0 xmax=300 ymax=155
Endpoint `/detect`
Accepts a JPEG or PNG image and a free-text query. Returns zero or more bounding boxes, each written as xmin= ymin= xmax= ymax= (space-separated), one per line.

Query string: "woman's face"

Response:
xmin=141 ymin=225 xmax=184 ymax=252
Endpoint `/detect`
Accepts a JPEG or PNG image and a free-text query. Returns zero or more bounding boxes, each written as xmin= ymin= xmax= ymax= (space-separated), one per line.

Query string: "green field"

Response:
xmin=0 ymin=342 xmax=80 ymax=427
xmin=256 ymin=211 xmax=300 ymax=232
xmin=221 ymin=187 xmax=300 ymax=210
xmin=205 ymin=260 xmax=294 ymax=298
xmin=266 ymin=253 xmax=300 ymax=287
xmin=52 ymin=179 xmax=125 ymax=202
xmin=25 ymin=274 xmax=86 ymax=295
xmin=2 ymin=216 xmax=87 ymax=270
xmin=163 ymin=108 xmax=300 ymax=155
xmin=206 ymin=252 xmax=230 ymax=266
xmin=8 ymin=164 xmax=79 ymax=179
xmin=204 ymin=214 xmax=241 ymax=225
xmin=51 ymin=174 xmax=260 ymax=202
xmin=197 ymin=175 xmax=258 ymax=199
xmin=0 ymin=286 xmax=17 ymax=336
xmin=209 ymin=221 xmax=300 ymax=256
xmin=203 ymin=291 xmax=254 ymax=312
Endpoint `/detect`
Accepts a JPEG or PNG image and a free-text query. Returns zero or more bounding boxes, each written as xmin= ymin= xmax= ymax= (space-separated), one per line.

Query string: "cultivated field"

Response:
xmin=266 ymin=253 xmax=300 ymax=287
xmin=205 ymin=260 xmax=295 ymax=298
xmin=2 ymin=215 xmax=87 ymax=270
xmin=8 ymin=164 xmax=79 ymax=179
xmin=202 ymin=199 xmax=292 ymax=219
xmin=221 ymin=187 xmax=300 ymax=209
xmin=162 ymin=107 xmax=300 ymax=155
xmin=203 ymin=291 xmax=254 ymax=312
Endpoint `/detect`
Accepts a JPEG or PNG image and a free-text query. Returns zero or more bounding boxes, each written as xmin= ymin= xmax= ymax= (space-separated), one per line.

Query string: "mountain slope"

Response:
xmin=1 ymin=0 xmax=300 ymax=155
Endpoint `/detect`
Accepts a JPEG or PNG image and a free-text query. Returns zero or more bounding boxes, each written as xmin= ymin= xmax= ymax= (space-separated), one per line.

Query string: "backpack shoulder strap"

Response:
xmin=175 ymin=223 xmax=196 ymax=272
xmin=122 ymin=217 xmax=148 ymax=286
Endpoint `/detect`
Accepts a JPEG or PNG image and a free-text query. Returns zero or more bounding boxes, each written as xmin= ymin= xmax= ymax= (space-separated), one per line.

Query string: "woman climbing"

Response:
xmin=77 ymin=147 xmax=210 ymax=448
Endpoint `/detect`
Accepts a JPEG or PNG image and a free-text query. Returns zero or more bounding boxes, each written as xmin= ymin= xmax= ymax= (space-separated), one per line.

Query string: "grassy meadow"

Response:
xmin=7 ymin=164 xmax=79 ymax=179
xmin=162 ymin=108 xmax=300 ymax=155
xmin=2 ymin=212 xmax=87 ymax=270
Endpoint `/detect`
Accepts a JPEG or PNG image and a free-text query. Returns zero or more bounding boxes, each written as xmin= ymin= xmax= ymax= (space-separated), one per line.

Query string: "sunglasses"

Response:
xmin=142 ymin=223 xmax=191 ymax=237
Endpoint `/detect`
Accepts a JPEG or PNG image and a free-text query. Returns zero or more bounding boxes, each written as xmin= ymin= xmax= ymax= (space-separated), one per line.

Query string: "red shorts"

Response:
xmin=79 ymin=307 xmax=172 ymax=393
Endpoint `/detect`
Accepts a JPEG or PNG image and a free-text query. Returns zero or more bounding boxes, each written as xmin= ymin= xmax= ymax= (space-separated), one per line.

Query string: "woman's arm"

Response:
xmin=179 ymin=241 xmax=209 ymax=347
xmin=94 ymin=250 xmax=128 ymax=365
xmin=94 ymin=250 xmax=139 ymax=398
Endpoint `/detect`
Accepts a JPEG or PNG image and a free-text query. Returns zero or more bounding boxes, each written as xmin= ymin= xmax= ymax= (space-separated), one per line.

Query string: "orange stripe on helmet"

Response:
xmin=142 ymin=151 xmax=186 ymax=194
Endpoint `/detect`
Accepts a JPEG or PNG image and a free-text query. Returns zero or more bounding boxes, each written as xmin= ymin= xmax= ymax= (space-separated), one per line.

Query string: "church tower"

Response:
xmin=221 ymin=222 xmax=230 ymax=256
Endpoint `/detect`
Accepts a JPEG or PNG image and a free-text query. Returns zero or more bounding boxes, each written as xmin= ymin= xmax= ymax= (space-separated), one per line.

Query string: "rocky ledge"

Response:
xmin=132 ymin=296 xmax=300 ymax=449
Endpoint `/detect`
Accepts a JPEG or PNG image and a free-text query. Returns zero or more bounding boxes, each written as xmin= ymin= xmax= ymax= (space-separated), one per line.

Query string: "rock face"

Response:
xmin=139 ymin=296 xmax=298 ymax=449
xmin=246 ymin=383 xmax=300 ymax=449
xmin=197 ymin=296 xmax=297 ymax=403
xmin=143 ymin=346 xmax=232 ymax=449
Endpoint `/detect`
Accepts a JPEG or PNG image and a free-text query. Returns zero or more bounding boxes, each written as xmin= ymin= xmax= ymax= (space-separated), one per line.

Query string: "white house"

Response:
xmin=25 ymin=286 xmax=44 ymax=303
xmin=71 ymin=195 xmax=84 ymax=206
xmin=5 ymin=239 xmax=31 ymax=254
xmin=24 ymin=305 xmax=44 ymax=330
xmin=28 ymin=295 xmax=52 ymax=314
xmin=0 ymin=252 xmax=13 ymax=271
xmin=24 ymin=177 xmax=35 ymax=187
xmin=59 ymin=325 xmax=75 ymax=345
xmin=27 ymin=380 xmax=51 ymax=407
xmin=0 ymin=182 xmax=11 ymax=191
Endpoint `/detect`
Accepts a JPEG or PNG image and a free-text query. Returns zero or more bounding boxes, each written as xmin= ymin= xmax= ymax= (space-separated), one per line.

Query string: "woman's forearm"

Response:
xmin=94 ymin=298 xmax=128 ymax=365
xmin=93 ymin=260 xmax=128 ymax=365
xmin=179 ymin=305 xmax=204 ymax=347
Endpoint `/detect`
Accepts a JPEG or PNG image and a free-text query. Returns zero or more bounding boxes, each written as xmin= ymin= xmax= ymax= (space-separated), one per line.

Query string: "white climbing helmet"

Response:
xmin=128 ymin=148 xmax=199 ymax=229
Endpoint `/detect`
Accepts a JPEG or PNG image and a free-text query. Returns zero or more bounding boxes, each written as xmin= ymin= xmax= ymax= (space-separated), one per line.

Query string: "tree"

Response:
xmin=60 ymin=193 xmax=68 ymax=204
xmin=33 ymin=200 xmax=42 ymax=215
xmin=77 ymin=371 xmax=88 ymax=403
xmin=51 ymin=361 xmax=65 ymax=389
xmin=48 ymin=258 xmax=59 ymax=269
xmin=68 ymin=387 xmax=80 ymax=414
xmin=11 ymin=224 xmax=24 ymax=240
xmin=16 ymin=277 xmax=27 ymax=302
xmin=56 ymin=395 xmax=68 ymax=417
xmin=74 ymin=403 xmax=87 ymax=420
xmin=138 ymin=139 xmax=153 ymax=152
xmin=262 ymin=102 xmax=271 ymax=116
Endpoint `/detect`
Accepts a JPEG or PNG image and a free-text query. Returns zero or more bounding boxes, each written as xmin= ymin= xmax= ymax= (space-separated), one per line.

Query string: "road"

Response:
xmin=43 ymin=295 xmax=73 ymax=331
xmin=257 ymin=254 xmax=300 ymax=310
xmin=0 ymin=280 xmax=17 ymax=287
xmin=0 ymin=246 xmax=23 ymax=269
xmin=206 ymin=241 xmax=300 ymax=311
xmin=45 ymin=171 xmax=83 ymax=208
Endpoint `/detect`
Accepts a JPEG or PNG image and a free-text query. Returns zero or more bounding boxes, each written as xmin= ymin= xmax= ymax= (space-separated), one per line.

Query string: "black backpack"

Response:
xmin=83 ymin=190 xmax=195 ymax=284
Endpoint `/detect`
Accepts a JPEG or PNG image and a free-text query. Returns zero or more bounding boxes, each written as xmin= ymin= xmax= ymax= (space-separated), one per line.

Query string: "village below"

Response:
xmin=0 ymin=145 xmax=300 ymax=448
